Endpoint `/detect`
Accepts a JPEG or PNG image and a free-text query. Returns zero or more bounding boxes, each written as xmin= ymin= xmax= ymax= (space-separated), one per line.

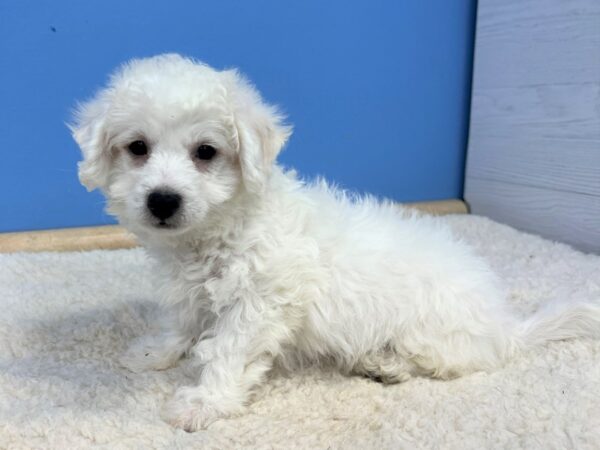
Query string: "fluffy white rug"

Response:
xmin=1 ymin=215 xmax=599 ymax=449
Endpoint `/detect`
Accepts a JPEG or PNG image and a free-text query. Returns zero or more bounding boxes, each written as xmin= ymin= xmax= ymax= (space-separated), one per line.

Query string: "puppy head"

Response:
xmin=70 ymin=54 xmax=291 ymax=235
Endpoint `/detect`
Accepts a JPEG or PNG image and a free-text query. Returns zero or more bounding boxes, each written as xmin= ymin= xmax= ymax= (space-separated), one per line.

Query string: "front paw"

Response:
xmin=161 ymin=386 xmax=242 ymax=431
xmin=120 ymin=335 xmax=182 ymax=373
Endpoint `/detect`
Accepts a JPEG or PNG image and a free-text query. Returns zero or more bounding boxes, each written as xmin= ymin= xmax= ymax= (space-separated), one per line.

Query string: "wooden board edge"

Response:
xmin=404 ymin=199 xmax=469 ymax=216
xmin=0 ymin=199 xmax=467 ymax=253
xmin=0 ymin=225 xmax=138 ymax=253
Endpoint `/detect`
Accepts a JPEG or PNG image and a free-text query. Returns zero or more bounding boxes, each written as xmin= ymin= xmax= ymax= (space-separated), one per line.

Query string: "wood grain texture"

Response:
xmin=0 ymin=225 xmax=137 ymax=253
xmin=465 ymin=0 xmax=600 ymax=254
xmin=0 ymin=200 xmax=467 ymax=253
xmin=406 ymin=199 xmax=469 ymax=216
xmin=466 ymin=178 xmax=600 ymax=253
xmin=467 ymin=135 xmax=600 ymax=196
xmin=474 ymin=0 xmax=600 ymax=87
xmin=470 ymin=83 xmax=600 ymax=141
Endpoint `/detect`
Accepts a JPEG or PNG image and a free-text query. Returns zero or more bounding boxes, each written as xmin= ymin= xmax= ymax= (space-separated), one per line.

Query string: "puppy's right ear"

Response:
xmin=69 ymin=95 xmax=112 ymax=192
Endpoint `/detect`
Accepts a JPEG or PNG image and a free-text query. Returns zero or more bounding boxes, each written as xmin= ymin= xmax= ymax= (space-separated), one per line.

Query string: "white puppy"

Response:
xmin=71 ymin=54 xmax=600 ymax=431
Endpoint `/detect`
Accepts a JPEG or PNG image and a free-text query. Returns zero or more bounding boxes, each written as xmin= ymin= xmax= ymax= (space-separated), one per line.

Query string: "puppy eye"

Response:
xmin=195 ymin=144 xmax=217 ymax=161
xmin=128 ymin=140 xmax=148 ymax=156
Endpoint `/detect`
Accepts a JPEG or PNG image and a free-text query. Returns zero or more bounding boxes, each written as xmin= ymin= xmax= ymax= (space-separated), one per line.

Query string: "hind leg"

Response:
xmin=398 ymin=320 xmax=516 ymax=380
xmin=353 ymin=348 xmax=416 ymax=384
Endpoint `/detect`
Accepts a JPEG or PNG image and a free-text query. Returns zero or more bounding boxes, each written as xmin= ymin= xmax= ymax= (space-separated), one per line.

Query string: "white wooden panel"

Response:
xmin=467 ymin=135 xmax=600 ymax=196
xmin=470 ymin=84 xmax=600 ymax=141
xmin=465 ymin=0 xmax=600 ymax=254
xmin=465 ymin=178 xmax=600 ymax=253
xmin=474 ymin=0 xmax=600 ymax=88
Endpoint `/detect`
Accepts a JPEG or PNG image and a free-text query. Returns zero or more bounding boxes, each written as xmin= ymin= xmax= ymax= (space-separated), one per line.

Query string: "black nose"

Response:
xmin=147 ymin=190 xmax=182 ymax=221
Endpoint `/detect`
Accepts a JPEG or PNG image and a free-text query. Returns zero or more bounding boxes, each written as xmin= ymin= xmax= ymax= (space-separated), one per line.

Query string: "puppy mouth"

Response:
xmin=156 ymin=220 xmax=175 ymax=228
xmin=140 ymin=213 xmax=180 ymax=230
xmin=152 ymin=220 xmax=179 ymax=230
xmin=144 ymin=217 xmax=190 ymax=235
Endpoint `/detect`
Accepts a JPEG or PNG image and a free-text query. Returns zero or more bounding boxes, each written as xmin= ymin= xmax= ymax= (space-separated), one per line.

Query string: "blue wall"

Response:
xmin=0 ymin=1 xmax=476 ymax=232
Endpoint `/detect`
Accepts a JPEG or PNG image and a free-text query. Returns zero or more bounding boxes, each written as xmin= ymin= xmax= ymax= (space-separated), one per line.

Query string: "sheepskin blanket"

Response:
xmin=1 ymin=215 xmax=599 ymax=449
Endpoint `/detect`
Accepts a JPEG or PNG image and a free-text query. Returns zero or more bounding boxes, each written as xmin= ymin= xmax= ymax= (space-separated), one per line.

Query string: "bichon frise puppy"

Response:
xmin=71 ymin=54 xmax=600 ymax=431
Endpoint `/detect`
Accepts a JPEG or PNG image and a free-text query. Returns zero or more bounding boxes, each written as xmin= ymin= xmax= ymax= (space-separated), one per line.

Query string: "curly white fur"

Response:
xmin=71 ymin=54 xmax=600 ymax=432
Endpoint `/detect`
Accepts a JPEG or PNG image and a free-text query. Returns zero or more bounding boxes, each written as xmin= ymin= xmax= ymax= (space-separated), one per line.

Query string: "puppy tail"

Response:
xmin=516 ymin=300 xmax=600 ymax=348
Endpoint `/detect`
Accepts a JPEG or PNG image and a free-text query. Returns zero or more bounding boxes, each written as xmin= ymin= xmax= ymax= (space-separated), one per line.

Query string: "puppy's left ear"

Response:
xmin=69 ymin=95 xmax=112 ymax=192
xmin=227 ymin=71 xmax=292 ymax=194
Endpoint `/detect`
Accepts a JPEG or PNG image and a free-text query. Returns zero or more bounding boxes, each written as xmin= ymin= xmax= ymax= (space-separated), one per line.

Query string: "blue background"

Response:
xmin=0 ymin=1 xmax=476 ymax=232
